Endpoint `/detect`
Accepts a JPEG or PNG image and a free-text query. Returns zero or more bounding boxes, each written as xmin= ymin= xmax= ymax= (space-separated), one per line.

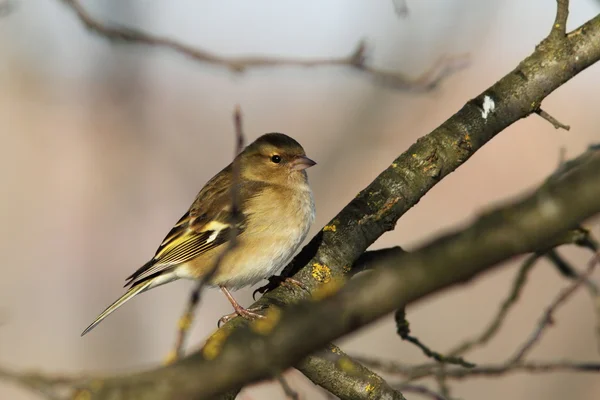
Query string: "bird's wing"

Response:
xmin=124 ymin=169 xmax=263 ymax=288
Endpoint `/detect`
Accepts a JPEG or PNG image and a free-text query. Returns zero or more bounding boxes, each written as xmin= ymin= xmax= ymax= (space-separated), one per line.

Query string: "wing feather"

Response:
xmin=124 ymin=174 xmax=265 ymax=288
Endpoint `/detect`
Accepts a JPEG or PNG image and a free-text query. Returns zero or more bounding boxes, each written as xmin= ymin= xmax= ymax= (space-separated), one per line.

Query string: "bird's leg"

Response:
xmin=218 ymin=286 xmax=267 ymax=327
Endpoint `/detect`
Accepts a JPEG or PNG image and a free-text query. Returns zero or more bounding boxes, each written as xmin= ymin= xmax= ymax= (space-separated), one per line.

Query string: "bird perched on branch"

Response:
xmin=82 ymin=133 xmax=316 ymax=336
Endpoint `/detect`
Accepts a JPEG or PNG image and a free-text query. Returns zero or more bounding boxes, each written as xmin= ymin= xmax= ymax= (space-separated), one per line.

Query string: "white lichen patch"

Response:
xmin=481 ymin=95 xmax=495 ymax=119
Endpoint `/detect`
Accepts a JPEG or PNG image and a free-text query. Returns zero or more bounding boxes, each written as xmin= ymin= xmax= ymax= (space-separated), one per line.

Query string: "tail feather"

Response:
xmin=81 ymin=280 xmax=153 ymax=336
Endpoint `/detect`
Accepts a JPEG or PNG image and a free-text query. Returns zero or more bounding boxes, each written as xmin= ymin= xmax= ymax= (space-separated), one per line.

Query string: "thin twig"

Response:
xmin=434 ymin=367 xmax=451 ymax=400
xmin=535 ymin=108 xmax=570 ymax=130
xmin=510 ymin=252 xmax=599 ymax=363
xmin=449 ymin=253 xmax=541 ymax=356
xmin=0 ymin=0 xmax=15 ymax=17
xmin=395 ymin=309 xmax=474 ymax=367
xmin=445 ymin=360 xmax=600 ymax=379
xmin=551 ymin=0 xmax=570 ymax=38
xmin=392 ymin=0 xmax=409 ymax=18
xmin=276 ymin=375 xmax=300 ymax=400
xmin=395 ymin=384 xmax=447 ymax=400
xmin=59 ymin=0 xmax=467 ymax=91
xmin=168 ymin=106 xmax=246 ymax=362
xmin=354 ymin=356 xmax=600 ymax=379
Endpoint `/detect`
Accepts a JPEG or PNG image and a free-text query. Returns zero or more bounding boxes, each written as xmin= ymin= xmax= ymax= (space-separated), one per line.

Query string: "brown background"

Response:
xmin=1 ymin=0 xmax=599 ymax=399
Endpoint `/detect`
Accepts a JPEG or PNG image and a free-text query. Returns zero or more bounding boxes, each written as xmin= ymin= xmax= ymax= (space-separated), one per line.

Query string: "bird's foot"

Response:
xmin=218 ymin=304 xmax=267 ymax=327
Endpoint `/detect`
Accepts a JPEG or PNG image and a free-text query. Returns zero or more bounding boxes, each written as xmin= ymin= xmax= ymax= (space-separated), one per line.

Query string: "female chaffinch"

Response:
xmin=82 ymin=133 xmax=316 ymax=335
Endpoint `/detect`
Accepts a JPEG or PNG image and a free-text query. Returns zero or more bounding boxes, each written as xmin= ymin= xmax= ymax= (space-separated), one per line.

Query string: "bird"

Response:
xmin=81 ymin=133 xmax=316 ymax=336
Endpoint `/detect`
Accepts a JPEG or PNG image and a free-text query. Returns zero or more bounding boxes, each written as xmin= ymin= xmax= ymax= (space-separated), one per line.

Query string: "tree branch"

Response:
xmin=58 ymin=0 xmax=467 ymax=91
xmin=296 ymin=345 xmax=406 ymax=400
xmin=551 ymin=0 xmax=570 ymax=38
xmin=4 ymin=2 xmax=600 ymax=399
xmin=70 ymin=141 xmax=600 ymax=399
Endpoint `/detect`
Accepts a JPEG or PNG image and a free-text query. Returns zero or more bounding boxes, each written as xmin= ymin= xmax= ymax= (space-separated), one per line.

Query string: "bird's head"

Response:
xmin=239 ymin=133 xmax=316 ymax=186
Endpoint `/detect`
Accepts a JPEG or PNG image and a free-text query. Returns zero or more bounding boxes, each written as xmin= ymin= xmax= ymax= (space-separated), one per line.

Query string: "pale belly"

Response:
xmin=183 ymin=188 xmax=315 ymax=290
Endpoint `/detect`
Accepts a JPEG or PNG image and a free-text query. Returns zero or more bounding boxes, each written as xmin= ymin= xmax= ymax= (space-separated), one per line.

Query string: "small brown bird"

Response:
xmin=82 ymin=133 xmax=316 ymax=336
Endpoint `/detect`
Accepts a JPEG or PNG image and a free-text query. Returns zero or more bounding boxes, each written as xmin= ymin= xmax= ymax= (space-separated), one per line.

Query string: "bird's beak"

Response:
xmin=290 ymin=155 xmax=317 ymax=171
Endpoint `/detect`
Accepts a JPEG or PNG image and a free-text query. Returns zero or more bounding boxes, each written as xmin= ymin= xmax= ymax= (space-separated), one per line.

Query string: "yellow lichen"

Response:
xmin=202 ymin=329 xmax=230 ymax=360
xmin=177 ymin=312 xmax=193 ymax=330
xmin=250 ymin=306 xmax=282 ymax=335
xmin=391 ymin=162 xmax=398 ymax=168
xmin=365 ymin=383 xmax=375 ymax=392
xmin=312 ymin=277 xmax=345 ymax=300
xmin=342 ymin=265 xmax=351 ymax=274
xmin=89 ymin=380 xmax=104 ymax=391
xmin=337 ymin=356 xmax=359 ymax=375
xmin=311 ymin=263 xmax=332 ymax=283
xmin=72 ymin=390 xmax=91 ymax=400
xmin=163 ymin=350 xmax=178 ymax=365
xmin=323 ymin=224 xmax=337 ymax=232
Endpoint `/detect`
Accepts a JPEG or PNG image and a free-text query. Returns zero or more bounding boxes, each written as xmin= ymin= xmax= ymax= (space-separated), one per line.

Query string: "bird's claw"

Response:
xmin=217 ymin=305 xmax=268 ymax=327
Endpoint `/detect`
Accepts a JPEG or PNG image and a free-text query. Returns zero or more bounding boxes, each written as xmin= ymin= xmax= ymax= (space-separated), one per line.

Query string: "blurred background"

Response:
xmin=1 ymin=0 xmax=600 ymax=399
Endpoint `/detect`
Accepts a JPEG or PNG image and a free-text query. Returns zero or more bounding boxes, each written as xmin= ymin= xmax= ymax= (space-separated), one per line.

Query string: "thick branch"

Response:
xmin=80 ymin=146 xmax=600 ymax=399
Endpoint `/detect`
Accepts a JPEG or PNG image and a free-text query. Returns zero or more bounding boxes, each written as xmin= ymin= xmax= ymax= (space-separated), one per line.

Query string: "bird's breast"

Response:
xmin=208 ymin=186 xmax=315 ymax=289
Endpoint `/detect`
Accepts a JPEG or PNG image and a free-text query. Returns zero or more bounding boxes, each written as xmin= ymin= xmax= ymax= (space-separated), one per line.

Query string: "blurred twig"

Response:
xmin=395 ymin=384 xmax=446 ymax=400
xmin=59 ymin=0 xmax=467 ymax=91
xmin=0 ymin=366 xmax=78 ymax=400
xmin=509 ymin=252 xmax=599 ymax=363
xmin=167 ymin=106 xmax=246 ymax=363
xmin=352 ymin=356 xmax=600 ymax=379
xmin=395 ymin=309 xmax=475 ymax=367
xmin=448 ymin=253 xmax=541 ymax=356
xmin=276 ymin=375 xmax=299 ymax=400
xmin=0 ymin=0 xmax=15 ymax=17
xmin=392 ymin=0 xmax=409 ymax=18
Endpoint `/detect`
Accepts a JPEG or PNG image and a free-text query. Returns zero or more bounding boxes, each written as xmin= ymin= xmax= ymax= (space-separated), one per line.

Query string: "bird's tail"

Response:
xmin=81 ymin=280 xmax=154 ymax=336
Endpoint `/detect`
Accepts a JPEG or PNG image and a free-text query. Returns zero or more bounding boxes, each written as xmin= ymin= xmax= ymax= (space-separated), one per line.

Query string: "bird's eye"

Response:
xmin=271 ymin=155 xmax=282 ymax=164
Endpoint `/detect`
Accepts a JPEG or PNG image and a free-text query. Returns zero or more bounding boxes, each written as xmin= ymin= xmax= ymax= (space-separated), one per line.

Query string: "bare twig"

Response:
xmin=0 ymin=0 xmax=15 ymax=17
xmin=510 ymin=252 xmax=599 ymax=363
xmin=353 ymin=356 xmax=600 ymax=379
xmin=535 ymin=108 xmax=570 ymax=130
xmin=167 ymin=106 xmax=246 ymax=362
xmin=395 ymin=309 xmax=475 ymax=367
xmin=551 ymin=0 xmax=570 ymax=38
xmin=449 ymin=253 xmax=541 ymax=356
xmin=392 ymin=0 xmax=409 ymax=18
xmin=394 ymin=384 xmax=447 ymax=400
xmin=445 ymin=360 xmax=600 ymax=379
xmin=276 ymin=375 xmax=300 ymax=400
xmin=433 ymin=368 xmax=451 ymax=400
xmin=59 ymin=0 xmax=467 ymax=91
